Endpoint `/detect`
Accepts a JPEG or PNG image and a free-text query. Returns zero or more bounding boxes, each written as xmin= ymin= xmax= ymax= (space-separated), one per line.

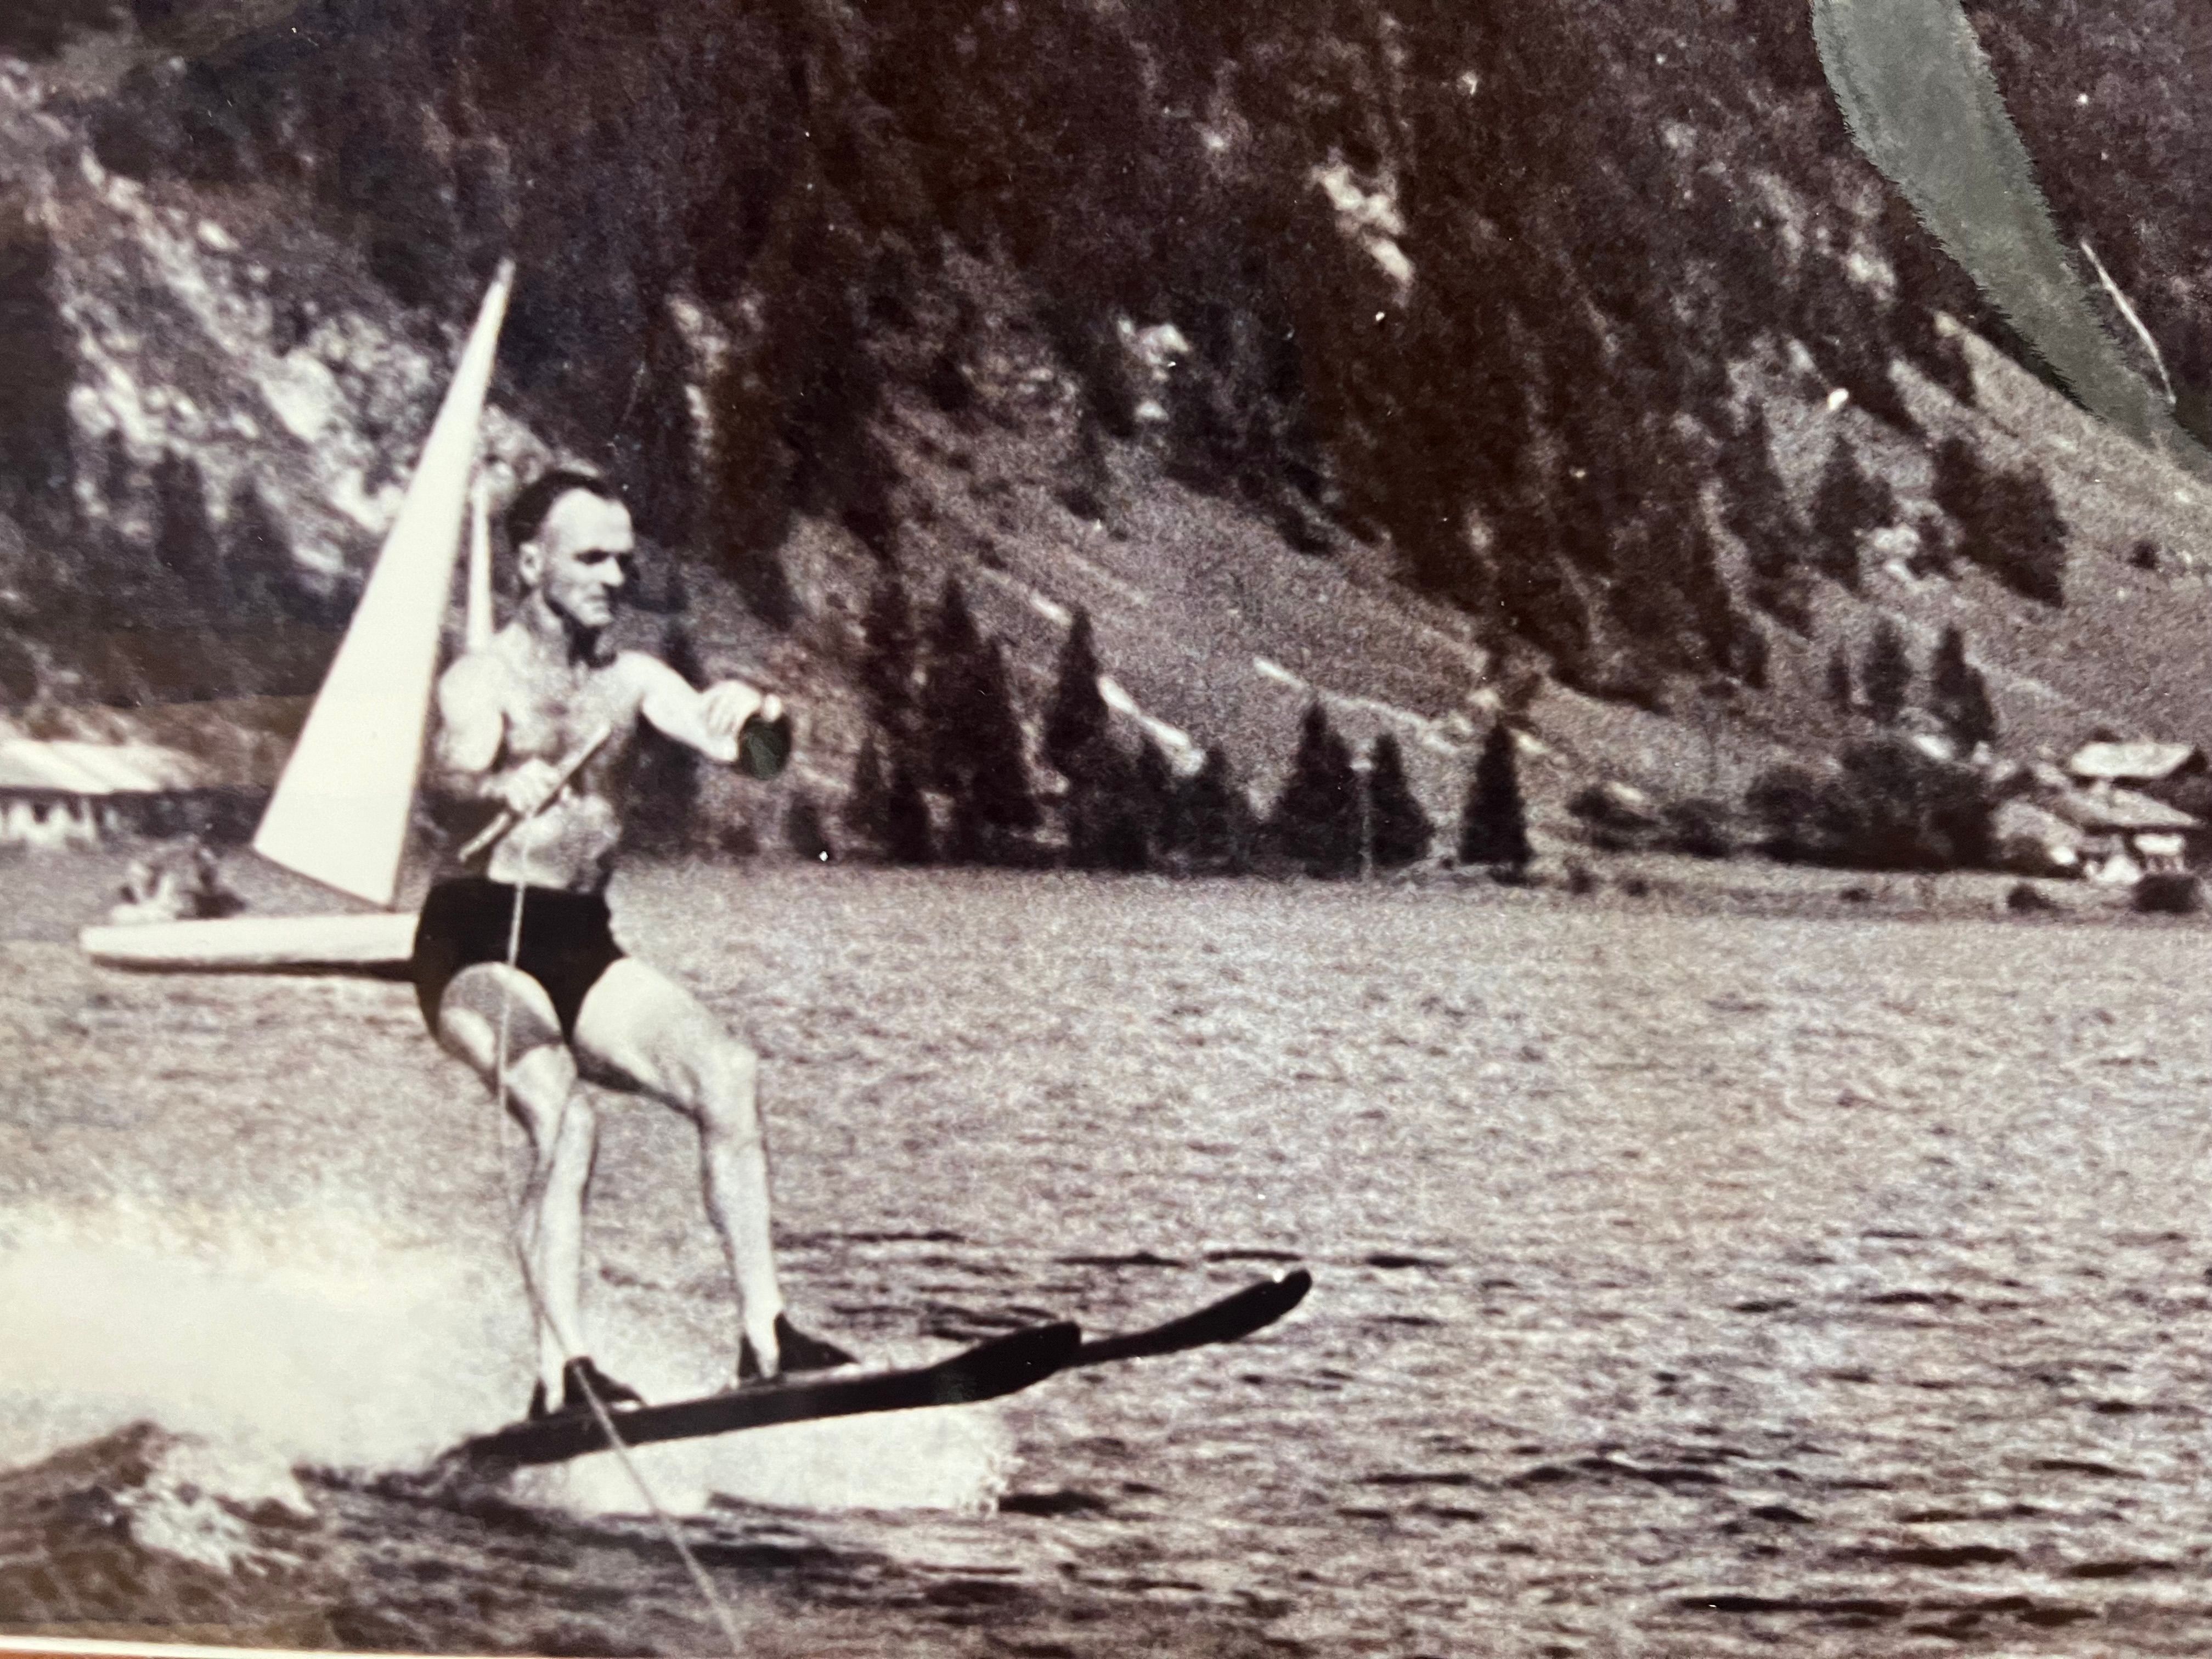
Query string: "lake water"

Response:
xmin=8 ymin=865 xmax=2212 ymax=1655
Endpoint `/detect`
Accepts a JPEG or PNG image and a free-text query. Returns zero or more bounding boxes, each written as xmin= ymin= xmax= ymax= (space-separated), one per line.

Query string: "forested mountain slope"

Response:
xmin=3 ymin=0 xmax=2211 ymax=840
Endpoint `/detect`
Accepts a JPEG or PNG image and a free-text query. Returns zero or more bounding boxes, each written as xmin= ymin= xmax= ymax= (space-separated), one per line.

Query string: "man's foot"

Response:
xmin=526 ymin=1356 xmax=647 ymax=1421
xmin=737 ymin=1314 xmax=857 ymax=1385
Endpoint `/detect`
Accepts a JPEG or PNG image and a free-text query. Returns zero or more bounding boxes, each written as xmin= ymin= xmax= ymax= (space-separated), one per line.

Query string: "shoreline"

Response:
xmin=0 ymin=838 xmax=2187 ymax=955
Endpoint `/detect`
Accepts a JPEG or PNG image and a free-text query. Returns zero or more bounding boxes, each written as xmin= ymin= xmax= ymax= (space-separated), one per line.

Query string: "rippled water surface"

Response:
xmin=9 ymin=865 xmax=2212 ymax=1655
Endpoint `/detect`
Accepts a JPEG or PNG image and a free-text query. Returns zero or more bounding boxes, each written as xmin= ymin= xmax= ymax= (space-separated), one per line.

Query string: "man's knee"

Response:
xmin=438 ymin=966 xmax=562 ymax=1068
xmin=465 ymin=1038 xmax=580 ymax=1155
xmin=695 ymin=1042 xmax=763 ymax=1142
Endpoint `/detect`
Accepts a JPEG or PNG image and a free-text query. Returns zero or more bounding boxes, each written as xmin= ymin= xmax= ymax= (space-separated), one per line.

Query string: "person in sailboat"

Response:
xmin=410 ymin=467 xmax=853 ymax=1423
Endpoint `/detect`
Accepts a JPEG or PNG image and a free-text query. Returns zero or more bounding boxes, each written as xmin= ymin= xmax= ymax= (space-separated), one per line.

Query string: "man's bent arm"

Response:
xmin=430 ymin=655 xmax=515 ymax=801
xmin=630 ymin=652 xmax=765 ymax=766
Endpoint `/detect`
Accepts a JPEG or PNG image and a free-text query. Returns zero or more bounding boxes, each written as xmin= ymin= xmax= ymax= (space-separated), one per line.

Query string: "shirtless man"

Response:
xmin=410 ymin=469 xmax=851 ymax=1422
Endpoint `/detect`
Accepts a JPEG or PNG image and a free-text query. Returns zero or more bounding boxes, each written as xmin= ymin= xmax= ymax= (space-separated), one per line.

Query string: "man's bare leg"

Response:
xmin=437 ymin=962 xmax=596 ymax=1399
xmin=572 ymin=959 xmax=788 ymax=1373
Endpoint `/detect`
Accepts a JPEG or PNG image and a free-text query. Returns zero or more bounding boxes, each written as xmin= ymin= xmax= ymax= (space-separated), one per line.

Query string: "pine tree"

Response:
xmin=884 ymin=758 xmax=934 ymax=865
xmin=1135 ymin=737 xmax=1180 ymax=856
xmin=1861 ymin=616 xmax=1912 ymax=726
xmin=1959 ymin=667 xmax=1997 ymax=753
xmin=151 ymin=451 xmax=221 ymax=593
xmin=1927 ymin=624 xmax=1969 ymax=734
xmin=0 ymin=511 xmax=36 ymax=701
xmin=0 ymin=199 xmax=75 ymax=509
xmin=1719 ymin=407 xmax=1801 ymax=585
xmin=1365 ymin=732 xmax=1432 ymax=870
xmin=1182 ymin=745 xmax=1256 ymax=874
xmin=1996 ymin=466 xmax=2068 ymax=604
xmin=1729 ymin=614 xmax=1771 ymax=690
xmin=1929 ymin=437 xmax=1982 ymax=530
xmin=1065 ymin=736 xmax=1152 ymax=871
xmin=1672 ymin=499 xmax=1746 ymax=677
xmin=1826 ymin=644 xmax=1854 ymax=712
xmin=100 ymin=428 xmax=132 ymax=507
xmin=1459 ymin=723 xmax=1531 ymax=872
xmin=842 ymin=729 xmax=892 ymax=849
xmin=1269 ymin=702 xmax=1362 ymax=878
xmin=919 ymin=576 xmax=983 ymax=795
xmin=222 ymin=477 xmax=294 ymax=623
xmin=1928 ymin=624 xmax=1998 ymax=751
xmin=928 ymin=572 xmax=980 ymax=662
xmin=966 ymin=637 xmax=1040 ymax=836
xmin=1056 ymin=412 xmax=1111 ymax=522
xmin=1932 ymin=438 xmax=2069 ymax=606
xmin=1044 ymin=607 xmax=1109 ymax=778
xmin=706 ymin=331 xmax=799 ymax=629
xmin=860 ymin=569 xmax=916 ymax=736
xmin=912 ymin=578 xmax=1036 ymax=854
xmin=1809 ymin=438 xmax=1891 ymax=591
xmin=0 ymin=627 xmax=32 ymax=706
xmin=1867 ymin=469 xmax=1900 ymax=538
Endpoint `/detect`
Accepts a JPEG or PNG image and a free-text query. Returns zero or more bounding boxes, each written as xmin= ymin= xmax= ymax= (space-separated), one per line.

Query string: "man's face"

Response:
xmin=523 ymin=490 xmax=633 ymax=631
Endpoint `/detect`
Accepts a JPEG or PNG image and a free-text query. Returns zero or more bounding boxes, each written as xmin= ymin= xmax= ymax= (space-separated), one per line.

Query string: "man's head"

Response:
xmin=506 ymin=471 xmax=633 ymax=633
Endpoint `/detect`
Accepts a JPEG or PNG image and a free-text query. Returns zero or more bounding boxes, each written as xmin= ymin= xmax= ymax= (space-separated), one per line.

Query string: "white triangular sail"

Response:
xmin=253 ymin=260 xmax=515 ymax=906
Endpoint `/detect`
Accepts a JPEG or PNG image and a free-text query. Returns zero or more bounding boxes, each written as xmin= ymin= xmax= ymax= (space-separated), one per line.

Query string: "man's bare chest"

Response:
xmin=498 ymin=661 xmax=641 ymax=772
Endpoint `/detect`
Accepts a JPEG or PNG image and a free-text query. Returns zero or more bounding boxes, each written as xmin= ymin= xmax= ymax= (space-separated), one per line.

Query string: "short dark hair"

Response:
xmin=505 ymin=469 xmax=621 ymax=549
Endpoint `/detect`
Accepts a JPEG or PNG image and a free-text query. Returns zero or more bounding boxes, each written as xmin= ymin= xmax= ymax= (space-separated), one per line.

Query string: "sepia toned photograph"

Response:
xmin=9 ymin=0 xmax=2212 ymax=1654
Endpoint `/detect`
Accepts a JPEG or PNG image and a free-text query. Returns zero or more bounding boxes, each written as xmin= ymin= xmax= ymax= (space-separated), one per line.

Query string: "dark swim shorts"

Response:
xmin=411 ymin=877 xmax=625 ymax=1041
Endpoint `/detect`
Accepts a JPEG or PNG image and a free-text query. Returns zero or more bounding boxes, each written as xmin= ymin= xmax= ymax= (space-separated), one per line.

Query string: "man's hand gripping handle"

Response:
xmin=457 ymin=722 xmax=616 ymax=865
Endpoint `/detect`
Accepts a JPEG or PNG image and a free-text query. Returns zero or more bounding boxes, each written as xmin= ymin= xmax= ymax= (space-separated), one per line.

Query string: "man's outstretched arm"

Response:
xmin=628 ymin=652 xmax=780 ymax=766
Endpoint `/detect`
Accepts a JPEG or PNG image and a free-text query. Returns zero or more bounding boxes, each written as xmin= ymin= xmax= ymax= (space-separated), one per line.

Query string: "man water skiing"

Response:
xmin=411 ymin=468 xmax=852 ymax=1423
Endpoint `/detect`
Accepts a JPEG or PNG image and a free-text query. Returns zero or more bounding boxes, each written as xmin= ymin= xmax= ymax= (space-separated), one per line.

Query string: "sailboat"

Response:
xmin=78 ymin=261 xmax=516 ymax=970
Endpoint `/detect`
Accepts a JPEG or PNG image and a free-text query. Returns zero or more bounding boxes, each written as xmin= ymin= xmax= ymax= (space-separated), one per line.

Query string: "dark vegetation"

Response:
xmin=2 ymin=0 xmax=2186 ymax=897
xmin=839 ymin=585 xmax=1488 ymax=877
xmin=1738 ymin=616 xmax=2006 ymax=871
xmin=0 ymin=0 xmax=121 ymax=60
xmin=1810 ymin=438 xmax=1893 ymax=592
xmin=1459 ymin=724 xmax=1531 ymax=876
xmin=624 ymin=620 xmax=707 ymax=855
xmin=1928 ymin=625 xmax=1998 ymax=752
xmin=1929 ymin=437 xmax=2071 ymax=605
xmin=1553 ymin=613 xmax=2012 ymax=874
xmin=1 ymin=0 xmax=2110 ymax=727
xmin=2135 ymin=871 xmax=2202 ymax=915
xmin=1722 ymin=404 xmax=1812 ymax=635
xmin=1747 ymin=741 xmax=1994 ymax=872
xmin=1861 ymin=617 xmax=1913 ymax=727
xmin=1269 ymin=704 xmax=1361 ymax=880
xmin=1365 ymin=735 xmax=1433 ymax=872
xmin=1748 ymin=612 xmax=2008 ymax=871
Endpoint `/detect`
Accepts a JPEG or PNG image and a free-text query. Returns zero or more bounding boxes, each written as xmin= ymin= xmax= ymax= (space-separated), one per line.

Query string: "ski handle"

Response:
xmin=457 ymin=721 xmax=616 ymax=864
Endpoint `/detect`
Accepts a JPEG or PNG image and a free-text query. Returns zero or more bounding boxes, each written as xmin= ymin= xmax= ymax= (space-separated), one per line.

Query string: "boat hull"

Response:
xmin=79 ymin=911 xmax=419 ymax=971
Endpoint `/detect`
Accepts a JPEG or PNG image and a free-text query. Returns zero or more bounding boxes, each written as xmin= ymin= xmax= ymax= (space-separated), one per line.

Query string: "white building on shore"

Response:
xmin=0 ymin=740 xmax=208 ymax=850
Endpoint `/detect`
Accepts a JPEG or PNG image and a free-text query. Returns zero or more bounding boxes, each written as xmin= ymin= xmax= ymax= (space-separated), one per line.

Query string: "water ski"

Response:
xmin=447 ymin=1269 xmax=1310 ymax=1471
xmin=452 ymin=1319 xmax=1080 ymax=1469
xmin=1072 ymin=1266 xmax=1311 ymax=1368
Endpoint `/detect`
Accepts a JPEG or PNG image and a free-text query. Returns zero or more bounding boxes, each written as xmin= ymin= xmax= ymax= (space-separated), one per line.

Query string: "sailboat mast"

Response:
xmin=466 ymin=476 xmax=495 ymax=652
